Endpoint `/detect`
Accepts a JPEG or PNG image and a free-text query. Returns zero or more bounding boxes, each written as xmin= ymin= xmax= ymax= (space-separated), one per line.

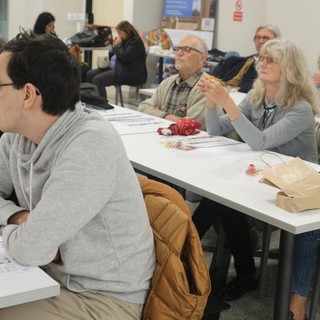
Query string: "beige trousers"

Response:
xmin=0 ymin=287 xmax=143 ymax=320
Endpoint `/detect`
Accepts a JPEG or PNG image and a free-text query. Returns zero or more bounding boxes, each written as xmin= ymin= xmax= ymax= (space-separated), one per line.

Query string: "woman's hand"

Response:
xmin=198 ymin=76 xmax=230 ymax=108
xmin=113 ymin=37 xmax=122 ymax=46
xmin=198 ymin=76 xmax=241 ymax=121
xmin=164 ymin=114 xmax=181 ymax=122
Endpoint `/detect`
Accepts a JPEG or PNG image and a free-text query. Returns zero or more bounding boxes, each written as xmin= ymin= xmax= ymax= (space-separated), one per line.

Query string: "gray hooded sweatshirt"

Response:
xmin=0 ymin=104 xmax=155 ymax=304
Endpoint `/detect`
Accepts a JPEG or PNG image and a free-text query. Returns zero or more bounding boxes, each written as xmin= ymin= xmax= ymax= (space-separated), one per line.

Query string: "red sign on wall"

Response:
xmin=233 ymin=11 xmax=243 ymax=22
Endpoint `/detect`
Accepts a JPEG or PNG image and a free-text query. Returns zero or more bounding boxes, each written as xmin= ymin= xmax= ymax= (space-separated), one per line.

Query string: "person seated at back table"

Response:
xmin=138 ymin=35 xmax=209 ymax=130
xmin=194 ymin=39 xmax=320 ymax=320
xmin=0 ymin=30 xmax=155 ymax=320
xmin=312 ymin=54 xmax=320 ymax=90
xmin=212 ymin=23 xmax=281 ymax=93
xmin=86 ymin=20 xmax=147 ymax=99
xmin=33 ymin=11 xmax=57 ymax=36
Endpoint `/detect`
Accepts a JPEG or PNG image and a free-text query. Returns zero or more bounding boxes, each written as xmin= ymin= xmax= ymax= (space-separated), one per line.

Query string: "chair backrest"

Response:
xmin=138 ymin=176 xmax=211 ymax=320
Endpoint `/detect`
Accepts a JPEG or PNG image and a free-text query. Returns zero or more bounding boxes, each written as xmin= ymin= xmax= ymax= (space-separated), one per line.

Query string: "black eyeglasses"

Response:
xmin=0 ymin=83 xmax=40 ymax=95
xmin=0 ymin=83 xmax=18 ymax=88
xmin=173 ymin=46 xmax=204 ymax=55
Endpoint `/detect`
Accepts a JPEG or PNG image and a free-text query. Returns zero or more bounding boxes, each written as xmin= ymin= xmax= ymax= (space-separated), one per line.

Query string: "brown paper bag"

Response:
xmin=259 ymin=157 xmax=320 ymax=213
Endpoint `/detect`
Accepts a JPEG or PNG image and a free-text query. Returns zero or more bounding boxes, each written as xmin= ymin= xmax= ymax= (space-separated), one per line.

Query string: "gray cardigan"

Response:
xmin=206 ymin=91 xmax=318 ymax=163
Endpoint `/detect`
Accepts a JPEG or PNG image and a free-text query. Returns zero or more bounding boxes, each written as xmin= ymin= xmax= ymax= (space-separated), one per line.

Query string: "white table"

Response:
xmin=0 ymin=236 xmax=59 ymax=308
xmin=96 ymin=104 xmax=320 ymax=319
xmin=118 ymin=131 xmax=320 ymax=320
xmin=93 ymin=105 xmax=172 ymax=135
xmin=121 ymin=133 xmax=320 ymax=234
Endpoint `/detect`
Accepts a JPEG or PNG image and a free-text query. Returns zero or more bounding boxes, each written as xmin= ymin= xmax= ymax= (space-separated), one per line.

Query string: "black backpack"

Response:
xmin=80 ymin=83 xmax=114 ymax=110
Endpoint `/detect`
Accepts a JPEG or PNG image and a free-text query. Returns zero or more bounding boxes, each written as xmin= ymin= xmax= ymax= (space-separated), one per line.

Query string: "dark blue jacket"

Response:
xmin=212 ymin=55 xmax=257 ymax=93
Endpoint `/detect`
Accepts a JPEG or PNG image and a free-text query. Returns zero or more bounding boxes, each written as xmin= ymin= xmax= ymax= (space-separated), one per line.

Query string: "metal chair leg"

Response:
xmin=209 ymin=220 xmax=231 ymax=293
xmin=257 ymin=222 xmax=273 ymax=298
xmin=115 ymin=85 xmax=124 ymax=107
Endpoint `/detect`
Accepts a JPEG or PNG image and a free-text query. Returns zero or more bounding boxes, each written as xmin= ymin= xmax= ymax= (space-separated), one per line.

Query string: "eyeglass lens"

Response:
xmin=254 ymin=36 xmax=271 ymax=42
xmin=258 ymin=56 xmax=276 ymax=65
xmin=173 ymin=46 xmax=203 ymax=54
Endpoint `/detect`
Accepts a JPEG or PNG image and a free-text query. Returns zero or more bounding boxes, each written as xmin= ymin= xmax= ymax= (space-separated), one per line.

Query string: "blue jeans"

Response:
xmin=291 ymin=229 xmax=320 ymax=296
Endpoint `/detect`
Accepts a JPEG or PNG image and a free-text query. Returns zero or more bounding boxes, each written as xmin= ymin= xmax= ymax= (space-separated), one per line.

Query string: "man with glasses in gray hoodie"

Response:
xmin=0 ymin=30 xmax=155 ymax=320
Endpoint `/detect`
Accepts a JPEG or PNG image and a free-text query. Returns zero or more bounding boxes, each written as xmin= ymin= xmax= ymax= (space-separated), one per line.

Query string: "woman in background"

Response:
xmin=196 ymin=38 xmax=319 ymax=320
xmin=33 ymin=12 xmax=56 ymax=36
xmin=86 ymin=20 xmax=147 ymax=99
xmin=312 ymin=55 xmax=320 ymax=89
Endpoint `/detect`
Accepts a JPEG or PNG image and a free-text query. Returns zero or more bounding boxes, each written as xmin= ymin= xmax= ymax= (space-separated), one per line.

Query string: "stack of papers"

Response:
xmin=163 ymin=135 xmax=242 ymax=149
xmin=182 ymin=135 xmax=242 ymax=148
xmin=0 ymin=237 xmax=59 ymax=308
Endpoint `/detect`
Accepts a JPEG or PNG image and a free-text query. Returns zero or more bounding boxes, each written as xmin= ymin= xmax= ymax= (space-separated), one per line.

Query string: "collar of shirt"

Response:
xmin=175 ymin=69 xmax=205 ymax=87
xmin=263 ymin=98 xmax=277 ymax=110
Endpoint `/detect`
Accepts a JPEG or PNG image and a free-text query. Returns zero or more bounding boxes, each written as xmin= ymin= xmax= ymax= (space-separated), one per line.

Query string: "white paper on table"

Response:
xmin=0 ymin=237 xmax=31 ymax=275
xmin=182 ymin=135 xmax=242 ymax=148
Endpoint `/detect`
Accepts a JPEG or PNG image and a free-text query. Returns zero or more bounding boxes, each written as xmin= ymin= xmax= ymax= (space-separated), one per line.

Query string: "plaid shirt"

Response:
xmin=164 ymin=69 xmax=204 ymax=117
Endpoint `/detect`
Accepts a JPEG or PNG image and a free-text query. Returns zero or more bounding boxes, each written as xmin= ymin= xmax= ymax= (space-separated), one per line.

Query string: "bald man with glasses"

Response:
xmin=138 ymin=35 xmax=209 ymax=130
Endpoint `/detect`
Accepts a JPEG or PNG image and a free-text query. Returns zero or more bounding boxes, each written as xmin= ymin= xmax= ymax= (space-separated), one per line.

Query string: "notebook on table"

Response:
xmin=0 ymin=236 xmax=60 ymax=308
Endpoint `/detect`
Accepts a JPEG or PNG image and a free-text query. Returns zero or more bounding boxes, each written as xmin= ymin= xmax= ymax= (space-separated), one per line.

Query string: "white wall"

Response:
xmin=123 ymin=0 xmax=164 ymax=33
xmin=92 ymin=0 xmax=122 ymax=27
xmin=266 ymin=0 xmax=320 ymax=72
xmin=214 ymin=0 xmax=320 ymax=72
xmin=215 ymin=0 xmax=267 ymax=56
xmin=6 ymin=0 xmax=320 ymax=72
xmin=92 ymin=0 xmax=163 ymax=34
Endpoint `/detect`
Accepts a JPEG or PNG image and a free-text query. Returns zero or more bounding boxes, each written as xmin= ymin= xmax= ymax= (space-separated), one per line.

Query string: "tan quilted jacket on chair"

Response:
xmin=139 ymin=176 xmax=211 ymax=320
